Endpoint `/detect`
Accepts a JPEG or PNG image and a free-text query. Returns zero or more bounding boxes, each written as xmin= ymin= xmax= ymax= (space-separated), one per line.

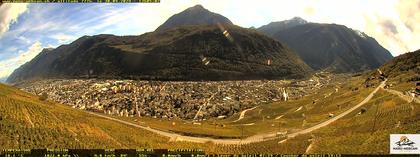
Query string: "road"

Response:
xmin=285 ymin=79 xmax=386 ymax=138
xmin=383 ymin=88 xmax=419 ymax=104
xmin=85 ymin=80 xmax=387 ymax=145
xmin=232 ymin=106 xmax=258 ymax=122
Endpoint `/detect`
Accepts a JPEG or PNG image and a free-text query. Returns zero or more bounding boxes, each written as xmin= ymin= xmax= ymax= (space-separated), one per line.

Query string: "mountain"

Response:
xmin=257 ymin=17 xmax=307 ymax=37
xmin=155 ymin=5 xmax=233 ymax=32
xmin=258 ymin=18 xmax=393 ymax=73
xmin=0 ymin=77 xmax=6 ymax=83
xmin=7 ymin=24 xmax=311 ymax=83
xmin=378 ymin=49 xmax=419 ymax=79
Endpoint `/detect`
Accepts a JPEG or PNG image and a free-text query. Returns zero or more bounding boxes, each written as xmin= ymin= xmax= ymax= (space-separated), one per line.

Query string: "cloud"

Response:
xmin=395 ymin=0 xmax=420 ymax=54
xmin=1 ymin=0 xmax=420 ymax=72
xmin=0 ymin=4 xmax=28 ymax=37
xmin=396 ymin=0 xmax=420 ymax=32
xmin=381 ymin=20 xmax=398 ymax=34
xmin=17 ymin=41 xmax=43 ymax=64
xmin=50 ymin=33 xmax=77 ymax=44
xmin=0 ymin=41 xmax=43 ymax=78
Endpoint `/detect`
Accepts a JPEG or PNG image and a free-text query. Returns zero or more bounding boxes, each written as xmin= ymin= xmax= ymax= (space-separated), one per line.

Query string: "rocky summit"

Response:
xmin=155 ymin=5 xmax=233 ymax=32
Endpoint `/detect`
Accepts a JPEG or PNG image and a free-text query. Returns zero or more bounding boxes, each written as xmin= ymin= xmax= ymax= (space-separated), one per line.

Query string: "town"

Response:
xmin=17 ymin=73 xmax=335 ymax=121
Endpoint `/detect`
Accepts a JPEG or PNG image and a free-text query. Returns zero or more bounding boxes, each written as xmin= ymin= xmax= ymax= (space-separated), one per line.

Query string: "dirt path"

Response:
xmin=383 ymin=88 xmax=419 ymax=104
xmin=85 ymin=80 xmax=387 ymax=145
xmin=275 ymin=115 xmax=284 ymax=120
xmin=305 ymin=141 xmax=314 ymax=154
xmin=232 ymin=106 xmax=258 ymax=122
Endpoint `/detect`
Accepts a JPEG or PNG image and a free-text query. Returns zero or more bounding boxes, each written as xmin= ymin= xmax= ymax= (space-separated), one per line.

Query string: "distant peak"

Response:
xmin=192 ymin=4 xmax=204 ymax=8
xmin=289 ymin=17 xmax=307 ymax=24
xmin=155 ymin=4 xmax=232 ymax=32
xmin=187 ymin=4 xmax=206 ymax=11
xmin=291 ymin=17 xmax=305 ymax=20
xmin=43 ymin=48 xmax=54 ymax=51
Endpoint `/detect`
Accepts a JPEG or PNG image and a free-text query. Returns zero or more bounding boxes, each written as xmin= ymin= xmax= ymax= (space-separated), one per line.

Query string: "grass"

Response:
xmin=386 ymin=71 xmax=417 ymax=92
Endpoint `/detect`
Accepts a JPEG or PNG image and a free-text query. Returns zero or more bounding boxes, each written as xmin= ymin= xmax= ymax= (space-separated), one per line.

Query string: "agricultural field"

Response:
xmin=0 ymin=71 xmax=418 ymax=154
xmin=0 ymin=82 xmax=337 ymax=153
xmin=307 ymin=90 xmax=418 ymax=154
xmin=0 ymin=83 xmax=170 ymax=148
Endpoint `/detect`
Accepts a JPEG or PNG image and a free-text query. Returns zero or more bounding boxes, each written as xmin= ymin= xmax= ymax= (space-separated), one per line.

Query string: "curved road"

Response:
xmin=383 ymin=88 xmax=419 ymax=104
xmin=232 ymin=106 xmax=258 ymax=122
xmin=85 ymin=80 xmax=387 ymax=145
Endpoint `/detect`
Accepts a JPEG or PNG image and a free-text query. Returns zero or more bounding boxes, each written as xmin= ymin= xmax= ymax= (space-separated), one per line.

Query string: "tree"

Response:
xmin=360 ymin=107 xmax=367 ymax=114
xmin=39 ymin=92 xmax=48 ymax=101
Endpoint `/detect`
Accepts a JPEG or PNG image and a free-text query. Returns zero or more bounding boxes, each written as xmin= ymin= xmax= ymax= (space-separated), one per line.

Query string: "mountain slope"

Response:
xmin=269 ymin=22 xmax=393 ymax=72
xmin=155 ymin=5 xmax=233 ymax=32
xmin=7 ymin=25 xmax=311 ymax=83
xmin=257 ymin=17 xmax=307 ymax=37
xmin=256 ymin=17 xmax=393 ymax=73
xmin=0 ymin=83 xmax=170 ymax=148
xmin=369 ymin=49 xmax=419 ymax=92
xmin=379 ymin=49 xmax=419 ymax=79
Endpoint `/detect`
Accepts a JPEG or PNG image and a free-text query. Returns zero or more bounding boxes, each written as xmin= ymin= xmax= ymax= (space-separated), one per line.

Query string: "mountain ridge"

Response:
xmin=7 ymin=24 xmax=312 ymax=83
xmin=257 ymin=17 xmax=308 ymax=37
xmin=257 ymin=17 xmax=393 ymax=73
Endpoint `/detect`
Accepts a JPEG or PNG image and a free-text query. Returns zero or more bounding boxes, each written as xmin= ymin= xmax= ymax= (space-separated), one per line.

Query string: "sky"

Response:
xmin=0 ymin=0 xmax=419 ymax=79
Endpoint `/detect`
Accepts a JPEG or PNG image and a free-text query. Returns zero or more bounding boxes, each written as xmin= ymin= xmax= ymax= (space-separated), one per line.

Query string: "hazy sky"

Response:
xmin=0 ymin=0 xmax=419 ymax=79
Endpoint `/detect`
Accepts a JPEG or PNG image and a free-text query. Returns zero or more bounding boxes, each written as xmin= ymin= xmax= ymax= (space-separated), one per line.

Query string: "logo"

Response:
xmin=395 ymin=136 xmax=415 ymax=147
xmin=390 ymin=134 xmax=420 ymax=154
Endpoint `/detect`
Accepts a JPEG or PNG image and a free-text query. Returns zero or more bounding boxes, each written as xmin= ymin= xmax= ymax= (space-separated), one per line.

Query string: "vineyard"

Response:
xmin=0 ymin=72 xmax=418 ymax=154
xmin=0 ymin=83 xmax=170 ymax=148
xmin=0 ymin=83 xmax=312 ymax=153
xmin=307 ymin=89 xmax=418 ymax=154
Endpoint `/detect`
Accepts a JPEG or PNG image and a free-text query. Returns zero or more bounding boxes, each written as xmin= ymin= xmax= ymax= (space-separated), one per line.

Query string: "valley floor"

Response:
xmin=1 ymin=73 xmax=418 ymax=154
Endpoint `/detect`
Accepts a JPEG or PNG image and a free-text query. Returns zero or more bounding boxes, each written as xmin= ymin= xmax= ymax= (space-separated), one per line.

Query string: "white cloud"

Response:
xmin=17 ymin=41 xmax=43 ymax=64
xmin=1 ymin=0 xmax=419 ymax=74
xmin=50 ymin=33 xmax=77 ymax=44
xmin=360 ymin=0 xmax=420 ymax=56
xmin=0 ymin=41 xmax=43 ymax=78
xmin=0 ymin=3 xmax=28 ymax=37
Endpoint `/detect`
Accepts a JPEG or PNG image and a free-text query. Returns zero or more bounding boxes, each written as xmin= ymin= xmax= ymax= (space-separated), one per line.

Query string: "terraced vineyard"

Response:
xmin=0 ymin=83 xmax=171 ymax=148
xmin=199 ymin=134 xmax=310 ymax=154
xmin=307 ymin=90 xmax=419 ymax=154
xmin=0 ymin=72 xmax=418 ymax=154
xmin=0 ymin=83 xmax=334 ymax=153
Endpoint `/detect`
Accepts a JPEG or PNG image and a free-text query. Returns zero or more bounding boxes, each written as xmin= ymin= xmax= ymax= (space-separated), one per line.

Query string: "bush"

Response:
xmin=360 ymin=107 xmax=367 ymax=114
xmin=38 ymin=92 xmax=48 ymax=101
